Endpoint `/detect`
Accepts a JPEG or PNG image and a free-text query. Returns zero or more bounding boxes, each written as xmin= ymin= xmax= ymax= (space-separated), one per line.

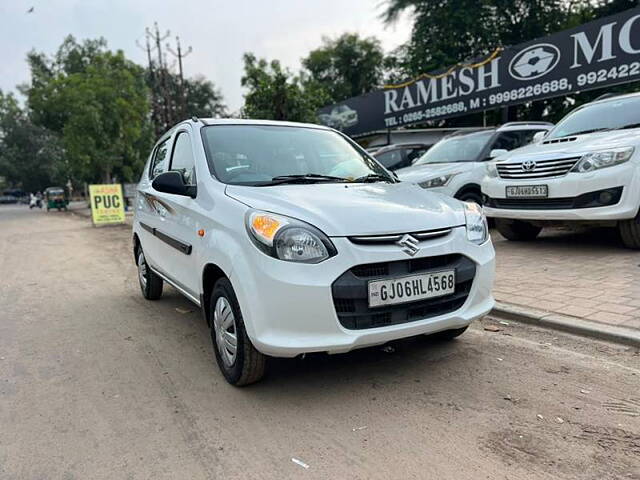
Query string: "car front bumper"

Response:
xmin=482 ymin=161 xmax=640 ymax=221
xmin=229 ymin=227 xmax=495 ymax=357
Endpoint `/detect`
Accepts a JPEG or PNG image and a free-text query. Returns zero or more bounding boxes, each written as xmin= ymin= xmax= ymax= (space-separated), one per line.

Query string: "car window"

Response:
xmin=376 ymin=150 xmax=404 ymax=170
xmin=547 ymin=96 xmax=640 ymax=139
xmin=406 ymin=147 xmax=429 ymax=163
xmin=149 ymin=139 xmax=170 ymax=180
xmin=413 ymin=131 xmax=494 ymax=165
xmin=201 ymin=125 xmax=391 ymax=185
xmin=490 ymin=130 xmax=547 ymax=153
xmin=170 ymin=132 xmax=196 ymax=185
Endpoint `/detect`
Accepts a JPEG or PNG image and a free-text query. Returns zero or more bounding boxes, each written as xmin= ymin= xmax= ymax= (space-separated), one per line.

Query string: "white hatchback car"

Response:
xmin=396 ymin=122 xmax=553 ymax=204
xmin=483 ymin=93 xmax=640 ymax=249
xmin=133 ymin=119 xmax=495 ymax=385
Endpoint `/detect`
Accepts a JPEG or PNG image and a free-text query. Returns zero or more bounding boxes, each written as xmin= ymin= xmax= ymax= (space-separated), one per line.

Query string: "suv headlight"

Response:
xmin=486 ymin=162 xmax=499 ymax=178
xmin=463 ymin=202 xmax=489 ymax=245
xmin=572 ymin=147 xmax=634 ymax=173
xmin=419 ymin=173 xmax=456 ymax=189
xmin=246 ymin=210 xmax=336 ymax=263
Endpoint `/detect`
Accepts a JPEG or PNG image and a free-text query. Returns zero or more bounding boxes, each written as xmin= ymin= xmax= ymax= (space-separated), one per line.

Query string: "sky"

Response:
xmin=0 ymin=0 xmax=412 ymax=112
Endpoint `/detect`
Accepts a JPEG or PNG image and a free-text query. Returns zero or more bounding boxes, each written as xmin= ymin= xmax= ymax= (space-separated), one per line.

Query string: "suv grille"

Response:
xmin=332 ymin=254 xmax=476 ymax=330
xmin=497 ymin=157 xmax=580 ymax=179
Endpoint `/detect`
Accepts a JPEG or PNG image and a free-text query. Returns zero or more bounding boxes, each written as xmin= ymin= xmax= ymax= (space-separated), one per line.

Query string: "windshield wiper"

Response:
xmin=352 ymin=173 xmax=394 ymax=183
xmin=260 ymin=174 xmax=350 ymax=186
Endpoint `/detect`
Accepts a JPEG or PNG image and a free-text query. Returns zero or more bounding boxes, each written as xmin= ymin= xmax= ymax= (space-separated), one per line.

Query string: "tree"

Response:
xmin=24 ymin=37 xmax=153 ymax=183
xmin=241 ymin=53 xmax=329 ymax=122
xmin=301 ymin=33 xmax=386 ymax=103
xmin=0 ymin=91 xmax=64 ymax=192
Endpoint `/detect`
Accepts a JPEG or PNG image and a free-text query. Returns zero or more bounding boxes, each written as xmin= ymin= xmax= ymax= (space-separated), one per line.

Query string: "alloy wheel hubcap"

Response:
xmin=213 ymin=297 xmax=237 ymax=367
xmin=137 ymin=251 xmax=148 ymax=288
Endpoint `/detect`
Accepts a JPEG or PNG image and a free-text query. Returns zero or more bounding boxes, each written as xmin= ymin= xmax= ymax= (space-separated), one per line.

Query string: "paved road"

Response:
xmin=1 ymin=204 xmax=639 ymax=480
xmin=493 ymin=226 xmax=640 ymax=331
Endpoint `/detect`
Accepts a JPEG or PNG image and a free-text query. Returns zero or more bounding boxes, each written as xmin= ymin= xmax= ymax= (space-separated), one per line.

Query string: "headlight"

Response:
xmin=463 ymin=202 xmax=489 ymax=245
xmin=246 ymin=210 xmax=336 ymax=263
xmin=572 ymin=147 xmax=634 ymax=173
xmin=418 ymin=173 xmax=456 ymax=189
xmin=486 ymin=162 xmax=499 ymax=178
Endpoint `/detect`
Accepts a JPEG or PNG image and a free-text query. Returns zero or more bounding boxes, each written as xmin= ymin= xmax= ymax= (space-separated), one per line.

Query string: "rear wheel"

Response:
xmin=619 ymin=214 xmax=640 ymax=249
xmin=495 ymin=218 xmax=542 ymax=241
xmin=137 ymin=249 xmax=163 ymax=300
xmin=210 ymin=278 xmax=266 ymax=386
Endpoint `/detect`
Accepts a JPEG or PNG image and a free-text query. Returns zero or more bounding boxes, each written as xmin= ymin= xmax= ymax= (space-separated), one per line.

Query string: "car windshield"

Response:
xmin=413 ymin=131 xmax=493 ymax=165
xmin=201 ymin=125 xmax=391 ymax=186
xmin=547 ymin=96 xmax=640 ymax=139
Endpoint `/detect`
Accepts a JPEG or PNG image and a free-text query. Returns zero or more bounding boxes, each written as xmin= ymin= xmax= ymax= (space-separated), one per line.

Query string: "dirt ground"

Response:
xmin=1 ymin=204 xmax=639 ymax=480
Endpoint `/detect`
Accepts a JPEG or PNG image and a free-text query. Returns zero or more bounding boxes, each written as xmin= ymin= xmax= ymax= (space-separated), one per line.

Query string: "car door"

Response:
xmin=150 ymin=128 xmax=201 ymax=297
xmin=136 ymin=136 xmax=172 ymax=273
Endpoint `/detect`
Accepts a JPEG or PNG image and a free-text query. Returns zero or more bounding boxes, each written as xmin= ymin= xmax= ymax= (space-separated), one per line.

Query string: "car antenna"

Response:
xmin=191 ymin=116 xmax=206 ymax=125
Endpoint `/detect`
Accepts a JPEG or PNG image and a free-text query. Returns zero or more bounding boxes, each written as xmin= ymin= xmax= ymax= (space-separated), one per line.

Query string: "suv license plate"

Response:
xmin=506 ymin=185 xmax=548 ymax=198
xmin=368 ymin=270 xmax=455 ymax=308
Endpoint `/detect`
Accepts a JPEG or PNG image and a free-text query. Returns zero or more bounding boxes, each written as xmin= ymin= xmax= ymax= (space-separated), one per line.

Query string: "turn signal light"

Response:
xmin=197 ymin=229 xmax=205 ymax=237
xmin=251 ymin=215 xmax=281 ymax=241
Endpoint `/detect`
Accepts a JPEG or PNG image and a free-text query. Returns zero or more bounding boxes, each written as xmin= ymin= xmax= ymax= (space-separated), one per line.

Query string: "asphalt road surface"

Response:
xmin=1 ymin=204 xmax=639 ymax=480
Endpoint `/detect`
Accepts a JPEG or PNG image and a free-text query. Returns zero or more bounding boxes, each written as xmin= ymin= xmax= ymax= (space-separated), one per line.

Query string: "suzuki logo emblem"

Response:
xmin=396 ymin=234 xmax=420 ymax=257
xmin=522 ymin=160 xmax=537 ymax=172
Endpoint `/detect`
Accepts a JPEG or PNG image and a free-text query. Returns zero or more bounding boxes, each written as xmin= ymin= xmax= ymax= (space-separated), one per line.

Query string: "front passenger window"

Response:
xmin=149 ymin=140 xmax=170 ymax=179
xmin=170 ymin=132 xmax=196 ymax=185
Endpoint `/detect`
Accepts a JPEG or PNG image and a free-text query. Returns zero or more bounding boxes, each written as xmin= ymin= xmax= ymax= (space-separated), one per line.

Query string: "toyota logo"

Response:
xmin=522 ymin=160 xmax=537 ymax=172
xmin=396 ymin=234 xmax=419 ymax=257
xmin=509 ymin=43 xmax=560 ymax=81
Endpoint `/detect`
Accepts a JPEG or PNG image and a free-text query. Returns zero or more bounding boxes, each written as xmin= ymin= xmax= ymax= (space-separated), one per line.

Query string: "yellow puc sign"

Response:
xmin=89 ymin=184 xmax=125 ymax=225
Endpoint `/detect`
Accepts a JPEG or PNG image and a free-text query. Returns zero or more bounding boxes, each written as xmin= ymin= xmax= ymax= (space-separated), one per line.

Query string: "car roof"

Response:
xmin=497 ymin=121 xmax=553 ymax=131
xmin=374 ymin=143 xmax=430 ymax=153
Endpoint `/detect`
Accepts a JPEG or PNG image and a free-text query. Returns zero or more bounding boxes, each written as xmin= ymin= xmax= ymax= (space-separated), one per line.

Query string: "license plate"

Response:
xmin=506 ymin=185 xmax=548 ymax=198
xmin=368 ymin=270 xmax=455 ymax=308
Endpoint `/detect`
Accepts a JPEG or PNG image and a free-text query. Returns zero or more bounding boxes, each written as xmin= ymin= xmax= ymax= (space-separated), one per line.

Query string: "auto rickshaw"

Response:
xmin=45 ymin=187 xmax=69 ymax=211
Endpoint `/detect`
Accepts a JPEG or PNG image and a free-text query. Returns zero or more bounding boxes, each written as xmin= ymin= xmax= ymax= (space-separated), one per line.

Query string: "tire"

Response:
xmin=456 ymin=190 xmax=483 ymax=205
xmin=619 ymin=214 xmax=640 ymax=249
xmin=430 ymin=326 xmax=468 ymax=340
xmin=210 ymin=278 xmax=266 ymax=386
xmin=495 ymin=218 xmax=542 ymax=241
xmin=136 ymin=249 xmax=163 ymax=300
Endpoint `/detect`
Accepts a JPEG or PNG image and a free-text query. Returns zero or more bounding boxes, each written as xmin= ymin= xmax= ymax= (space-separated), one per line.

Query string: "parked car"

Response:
xmin=373 ymin=143 xmax=431 ymax=171
xmin=0 ymin=195 xmax=18 ymax=204
xmin=133 ymin=118 xmax=495 ymax=385
xmin=396 ymin=122 xmax=553 ymax=204
xmin=482 ymin=92 xmax=640 ymax=249
xmin=328 ymin=104 xmax=358 ymax=129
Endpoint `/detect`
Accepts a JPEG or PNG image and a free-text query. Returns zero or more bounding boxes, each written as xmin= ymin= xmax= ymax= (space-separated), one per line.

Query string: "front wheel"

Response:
xmin=429 ymin=326 xmax=468 ymax=341
xmin=495 ymin=218 xmax=542 ymax=241
xmin=137 ymin=249 xmax=163 ymax=300
xmin=456 ymin=191 xmax=483 ymax=205
xmin=210 ymin=278 xmax=266 ymax=386
xmin=619 ymin=215 xmax=640 ymax=249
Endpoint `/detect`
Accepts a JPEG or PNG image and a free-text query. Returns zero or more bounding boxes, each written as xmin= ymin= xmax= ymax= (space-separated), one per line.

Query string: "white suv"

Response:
xmin=396 ymin=122 xmax=553 ymax=204
xmin=483 ymin=93 xmax=640 ymax=249
xmin=133 ymin=119 xmax=495 ymax=385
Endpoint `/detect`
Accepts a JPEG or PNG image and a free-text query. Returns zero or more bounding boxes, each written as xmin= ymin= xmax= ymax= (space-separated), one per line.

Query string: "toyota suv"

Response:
xmin=133 ymin=119 xmax=495 ymax=385
xmin=396 ymin=122 xmax=553 ymax=204
xmin=482 ymin=93 xmax=640 ymax=249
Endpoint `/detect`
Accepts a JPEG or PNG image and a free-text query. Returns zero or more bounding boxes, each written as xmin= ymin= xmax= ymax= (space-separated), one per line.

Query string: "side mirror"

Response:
xmin=489 ymin=148 xmax=508 ymax=159
xmin=152 ymin=171 xmax=197 ymax=198
xmin=532 ymin=131 xmax=547 ymax=143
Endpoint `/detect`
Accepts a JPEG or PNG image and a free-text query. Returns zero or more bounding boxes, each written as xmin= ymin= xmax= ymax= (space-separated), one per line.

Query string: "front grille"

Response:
xmin=332 ymin=254 xmax=476 ymax=330
xmin=497 ymin=157 xmax=580 ymax=179
xmin=349 ymin=228 xmax=452 ymax=245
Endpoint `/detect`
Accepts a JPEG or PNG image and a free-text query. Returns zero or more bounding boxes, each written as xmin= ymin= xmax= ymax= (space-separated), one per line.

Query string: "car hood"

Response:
xmin=225 ymin=182 xmax=466 ymax=236
xmin=497 ymin=129 xmax=640 ymax=162
xmin=396 ymin=163 xmax=472 ymax=183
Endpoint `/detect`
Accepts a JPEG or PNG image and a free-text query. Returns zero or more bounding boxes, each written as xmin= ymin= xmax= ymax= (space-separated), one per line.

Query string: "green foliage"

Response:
xmin=302 ymin=33 xmax=386 ymax=103
xmin=25 ymin=36 xmax=153 ymax=183
xmin=241 ymin=53 xmax=329 ymax=122
xmin=0 ymin=91 xmax=65 ymax=192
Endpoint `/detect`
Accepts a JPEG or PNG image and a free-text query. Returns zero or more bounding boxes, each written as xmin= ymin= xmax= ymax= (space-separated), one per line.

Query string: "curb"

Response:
xmin=491 ymin=301 xmax=640 ymax=347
